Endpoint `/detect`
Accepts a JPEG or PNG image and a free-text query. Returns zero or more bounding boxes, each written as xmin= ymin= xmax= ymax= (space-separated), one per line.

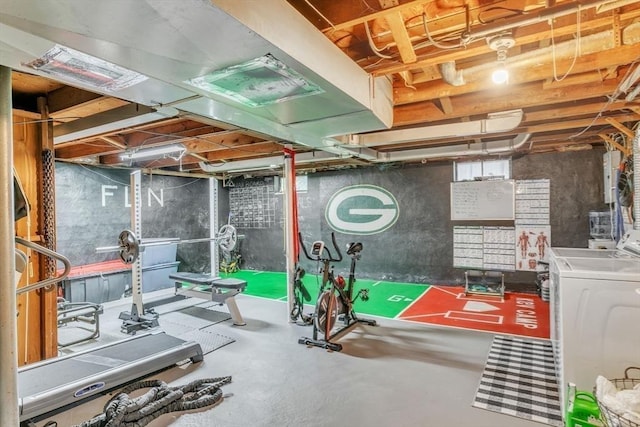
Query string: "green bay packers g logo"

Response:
xmin=325 ymin=185 xmax=399 ymax=235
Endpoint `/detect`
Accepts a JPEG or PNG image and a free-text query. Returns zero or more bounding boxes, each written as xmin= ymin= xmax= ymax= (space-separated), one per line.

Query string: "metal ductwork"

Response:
xmin=199 ymin=133 xmax=531 ymax=173
xmin=440 ymin=62 xmax=466 ymax=87
xmin=199 ymin=150 xmax=346 ymax=173
xmin=371 ymin=133 xmax=531 ymax=163
xmin=0 ymin=0 xmax=392 ymax=155
xmin=344 ymin=110 xmax=523 ymax=147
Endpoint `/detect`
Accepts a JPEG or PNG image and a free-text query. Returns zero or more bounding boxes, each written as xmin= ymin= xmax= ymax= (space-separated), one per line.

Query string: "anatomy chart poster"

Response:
xmin=515 ymin=225 xmax=551 ymax=271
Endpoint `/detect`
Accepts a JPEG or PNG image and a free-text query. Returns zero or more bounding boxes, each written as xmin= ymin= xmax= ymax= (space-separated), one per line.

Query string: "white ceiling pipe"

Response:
xmin=461 ymin=0 xmax=619 ymax=43
xmin=372 ymin=133 xmax=531 ymax=162
xmin=198 ymin=150 xmax=346 ymax=173
xmin=344 ymin=110 xmax=523 ymax=147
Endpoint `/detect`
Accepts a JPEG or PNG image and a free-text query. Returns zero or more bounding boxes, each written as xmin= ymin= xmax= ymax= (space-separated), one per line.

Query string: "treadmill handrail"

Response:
xmin=15 ymin=237 xmax=71 ymax=295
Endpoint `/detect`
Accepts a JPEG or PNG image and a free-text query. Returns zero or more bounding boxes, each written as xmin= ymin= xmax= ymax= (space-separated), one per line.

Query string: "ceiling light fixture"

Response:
xmin=487 ymin=34 xmax=516 ymax=85
xmin=120 ymin=144 xmax=186 ymax=161
xmin=23 ymin=44 xmax=148 ymax=92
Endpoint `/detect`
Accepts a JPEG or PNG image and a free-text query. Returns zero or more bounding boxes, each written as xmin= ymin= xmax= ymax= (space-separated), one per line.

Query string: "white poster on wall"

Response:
xmin=515 ymin=225 xmax=551 ymax=271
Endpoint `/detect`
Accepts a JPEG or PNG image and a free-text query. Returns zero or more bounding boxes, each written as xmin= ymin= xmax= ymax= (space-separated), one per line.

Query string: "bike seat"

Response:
xmin=346 ymin=242 xmax=363 ymax=255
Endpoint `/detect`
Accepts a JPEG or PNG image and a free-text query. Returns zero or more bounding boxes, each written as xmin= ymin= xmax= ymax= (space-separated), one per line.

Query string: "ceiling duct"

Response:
xmin=198 ymin=151 xmax=345 ymax=173
xmin=371 ymin=133 xmax=532 ymax=163
xmin=0 ymin=0 xmax=392 ymax=155
xmin=344 ymin=110 xmax=523 ymax=147
xmin=200 ymin=133 xmax=531 ymax=173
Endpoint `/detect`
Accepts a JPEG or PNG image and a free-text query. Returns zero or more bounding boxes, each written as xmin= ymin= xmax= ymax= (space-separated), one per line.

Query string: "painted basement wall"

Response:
xmin=55 ymin=162 xmax=211 ymax=273
xmin=222 ymin=148 xmax=607 ymax=287
xmin=54 ymin=148 xmax=606 ymax=292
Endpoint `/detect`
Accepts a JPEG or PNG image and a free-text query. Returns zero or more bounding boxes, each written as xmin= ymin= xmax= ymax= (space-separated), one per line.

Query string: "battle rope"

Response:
xmin=72 ymin=376 xmax=232 ymax=427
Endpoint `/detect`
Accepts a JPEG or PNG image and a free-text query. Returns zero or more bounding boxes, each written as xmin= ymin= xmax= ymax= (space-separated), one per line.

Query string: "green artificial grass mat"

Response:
xmin=220 ymin=269 xmax=429 ymax=319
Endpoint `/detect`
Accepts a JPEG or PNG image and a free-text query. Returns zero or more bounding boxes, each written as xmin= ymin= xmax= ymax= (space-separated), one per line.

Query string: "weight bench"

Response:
xmin=169 ymin=272 xmax=247 ymax=326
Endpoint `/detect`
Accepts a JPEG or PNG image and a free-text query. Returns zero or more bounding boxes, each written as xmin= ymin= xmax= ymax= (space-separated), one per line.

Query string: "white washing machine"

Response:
xmin=549 ymin=248 xmax=640 ymax=415
xmin=550 ymin=247 xmax=622 ymax=259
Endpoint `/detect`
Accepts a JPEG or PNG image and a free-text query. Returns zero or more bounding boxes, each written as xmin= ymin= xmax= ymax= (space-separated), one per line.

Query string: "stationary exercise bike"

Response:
xmin=298 ymin=232 xmax=376 ymax=351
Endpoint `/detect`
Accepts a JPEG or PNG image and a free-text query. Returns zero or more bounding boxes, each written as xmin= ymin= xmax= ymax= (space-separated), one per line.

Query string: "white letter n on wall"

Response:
xmin=148 ymin=188 xmax=164 ymax=207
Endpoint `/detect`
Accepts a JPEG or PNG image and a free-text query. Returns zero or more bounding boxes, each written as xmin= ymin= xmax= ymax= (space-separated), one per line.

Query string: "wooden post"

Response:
xmin=37 ymin=96 xmax=58 ymax=359
xmin=0 ymin=64 xmax=20 ymax=426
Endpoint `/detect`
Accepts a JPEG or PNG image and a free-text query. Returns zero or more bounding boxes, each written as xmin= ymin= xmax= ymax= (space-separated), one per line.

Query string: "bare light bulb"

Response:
xmin=492 ymin=67 xmax=509 ymax=85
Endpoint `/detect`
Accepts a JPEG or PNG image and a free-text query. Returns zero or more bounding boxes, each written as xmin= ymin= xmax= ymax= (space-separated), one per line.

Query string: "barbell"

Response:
xmin=97 ymin=224 xmax=238 ymax=265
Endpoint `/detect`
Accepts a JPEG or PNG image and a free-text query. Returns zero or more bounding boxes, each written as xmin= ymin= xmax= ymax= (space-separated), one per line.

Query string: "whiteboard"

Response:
xmin=450 ymin=180 xmax=515 ymax=221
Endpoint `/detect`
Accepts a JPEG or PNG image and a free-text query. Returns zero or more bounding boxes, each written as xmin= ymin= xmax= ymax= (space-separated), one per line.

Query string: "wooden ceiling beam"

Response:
xmin=121 ymin=120 xmax=222 ymax=147
xmin=599 ymin=133 xmax=630 ymax=156
xmin=393 ymin=77 xmax=623 ymax=126
xmin=55 ymin=141 xmax=121 ymax=159
xmin=321 ymin=0 xmax=431 ymax=33
xmin=517 ymin=112 xmax=639 ymax=135
xmin=385 ymin=12 xmax=417 ymax=63
xmin=370 ymin=7 xmax=640 ymax=76
xmin=523 ymin=100 xmax=629 ymax=123
xmin=204 ymin=141 xmax=284 ymax=162
xmin=394 ymin=44 xmax=640 ymax=105
xmin=47 ymin=86 xmax=103 ymax=113
xmin=605 ymin=117 xmax=636 ymax=139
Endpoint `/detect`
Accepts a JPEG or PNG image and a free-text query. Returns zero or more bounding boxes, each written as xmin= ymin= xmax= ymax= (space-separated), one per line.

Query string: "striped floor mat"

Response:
xmin=472 ymin=335 xmax=563 ymax=426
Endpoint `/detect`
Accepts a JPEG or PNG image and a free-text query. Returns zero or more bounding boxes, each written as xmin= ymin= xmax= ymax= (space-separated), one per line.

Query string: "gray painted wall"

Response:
xmin=55 ymin=162 xmax=211 ymax=273
xmin=55 ymin=148 xmax=607 ymax=289
xmin=225 ymin=149 xmax=607 ymax=286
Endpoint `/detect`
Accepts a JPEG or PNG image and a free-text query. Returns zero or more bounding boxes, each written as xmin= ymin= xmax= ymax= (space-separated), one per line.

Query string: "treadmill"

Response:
xmin=18 ymin=330 xmax=203 ymax=423
xmin=14 ymin=172 xmax=204 ymax=425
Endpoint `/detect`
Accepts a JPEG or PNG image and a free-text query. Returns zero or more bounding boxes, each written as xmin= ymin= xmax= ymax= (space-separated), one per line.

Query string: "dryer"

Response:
xmin=549 ymin=248 xmax=640 ymax=415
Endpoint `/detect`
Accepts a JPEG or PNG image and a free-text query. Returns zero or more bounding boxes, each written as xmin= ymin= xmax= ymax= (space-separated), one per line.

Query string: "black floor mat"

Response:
xmin=177 ymin=306 xmax=231 ymax=324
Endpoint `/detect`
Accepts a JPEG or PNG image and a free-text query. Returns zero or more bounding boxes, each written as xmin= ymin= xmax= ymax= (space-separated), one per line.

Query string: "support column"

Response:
xmin=283 ymin=146 xmax=296 ymax=321
xmin=0 ymin=65 xmax=20 ymax=424
xmin=209 ymin=177 xmax=219 ymax=277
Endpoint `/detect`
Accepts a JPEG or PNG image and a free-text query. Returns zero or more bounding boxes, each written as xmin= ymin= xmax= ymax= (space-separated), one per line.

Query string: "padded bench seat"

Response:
xmin=169 ymin=273 xmax=247 ymax=326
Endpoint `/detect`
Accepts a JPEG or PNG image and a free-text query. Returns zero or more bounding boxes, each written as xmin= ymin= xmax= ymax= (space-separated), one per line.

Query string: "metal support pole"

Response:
xmin=284 ymin=146 xmax=296 ymax=321
xmin=210 ymin=177 xmax=219 ymax=277
xmin=0 ymin=65 xmax=20 ymax=425
xmin=130 ymin=170 xmax=143 ymax=316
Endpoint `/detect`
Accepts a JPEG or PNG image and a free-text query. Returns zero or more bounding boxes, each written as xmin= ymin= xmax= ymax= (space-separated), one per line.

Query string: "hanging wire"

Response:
xmin=364 ymin=20 xmax=394 ymax=59
xmin=303 ymin=0 xmax=335 ymax=30
xmin=550 ymin=6 xmax=581 ymax=82
xmin=421 ymin=12 xmax=466 ymax=50
xmin=569 ymin=54 xmax=640 ymax=139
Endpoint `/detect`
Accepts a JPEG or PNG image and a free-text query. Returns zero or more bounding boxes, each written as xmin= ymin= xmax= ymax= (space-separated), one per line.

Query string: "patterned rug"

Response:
xmin=472 ymin=335 xmax=563 ymax=426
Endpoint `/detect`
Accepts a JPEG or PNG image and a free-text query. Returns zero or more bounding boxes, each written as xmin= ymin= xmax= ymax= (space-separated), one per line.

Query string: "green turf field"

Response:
xmin=220 ymin=269 xmax=429 ymax=319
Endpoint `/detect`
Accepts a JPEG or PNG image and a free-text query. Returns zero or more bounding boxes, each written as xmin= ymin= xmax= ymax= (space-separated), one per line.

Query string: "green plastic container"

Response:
xmin=565 ymin=387 xmax=603 ymax=427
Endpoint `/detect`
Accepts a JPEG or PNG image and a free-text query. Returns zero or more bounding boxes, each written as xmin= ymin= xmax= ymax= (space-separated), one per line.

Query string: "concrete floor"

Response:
xmin=34 ymin=291 xmax=548 ymax=427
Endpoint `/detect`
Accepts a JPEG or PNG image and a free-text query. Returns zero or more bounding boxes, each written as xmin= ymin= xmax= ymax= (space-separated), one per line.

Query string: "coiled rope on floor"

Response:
xmin=72 ymin=376 xmax=232 ymax=427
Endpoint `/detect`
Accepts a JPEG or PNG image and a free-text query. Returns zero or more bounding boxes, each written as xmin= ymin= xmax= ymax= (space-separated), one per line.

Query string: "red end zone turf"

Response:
xmin=398 ymin=286 xmax=550 ymax=339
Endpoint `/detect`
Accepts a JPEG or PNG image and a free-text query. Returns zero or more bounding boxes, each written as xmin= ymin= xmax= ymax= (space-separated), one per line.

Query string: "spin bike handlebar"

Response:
xmin=298 ymin=232 xmax=342 ymax=263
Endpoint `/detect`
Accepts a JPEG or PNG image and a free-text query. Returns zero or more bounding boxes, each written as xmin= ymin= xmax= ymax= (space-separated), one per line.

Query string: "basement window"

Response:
xmin=184 ymin=54 xmax=324 ymax=107
xmin=454 ymin=159 xmax=511 ymax=181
